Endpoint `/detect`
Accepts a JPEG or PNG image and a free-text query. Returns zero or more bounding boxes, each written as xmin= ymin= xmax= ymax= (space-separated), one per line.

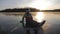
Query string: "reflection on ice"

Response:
xmin=35 ymin=12 xmax=44 ymax=22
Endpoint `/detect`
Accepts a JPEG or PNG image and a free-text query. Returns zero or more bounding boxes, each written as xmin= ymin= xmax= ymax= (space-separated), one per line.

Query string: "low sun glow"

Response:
xmin=35 ymin=12 xmax=44 ymax=22
xmin=28 ymin=0 xmax=51 ymax=22
xmin=28 ymin=0 xmax=51 ymax=10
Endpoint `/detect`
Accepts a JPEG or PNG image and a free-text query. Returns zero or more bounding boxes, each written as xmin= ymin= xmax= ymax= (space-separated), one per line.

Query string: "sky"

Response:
xmin=0 ymin=0 xmax=60 ymax=10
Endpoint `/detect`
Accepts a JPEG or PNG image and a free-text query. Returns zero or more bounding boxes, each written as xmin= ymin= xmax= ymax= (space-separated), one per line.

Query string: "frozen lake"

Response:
xmin=0 ymin=12 xmax=60 ymax=34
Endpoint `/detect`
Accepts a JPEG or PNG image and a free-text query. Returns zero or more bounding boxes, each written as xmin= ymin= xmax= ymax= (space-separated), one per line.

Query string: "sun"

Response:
xmin=28 ymin=0 xmax=51 ymax=10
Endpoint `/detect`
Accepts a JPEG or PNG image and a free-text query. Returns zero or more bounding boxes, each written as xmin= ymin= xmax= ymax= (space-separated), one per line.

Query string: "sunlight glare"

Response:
xmin=28 ymin=0 xmax=52 ymax=10
xmin=35 ymin=12 xmax=44 ymax=22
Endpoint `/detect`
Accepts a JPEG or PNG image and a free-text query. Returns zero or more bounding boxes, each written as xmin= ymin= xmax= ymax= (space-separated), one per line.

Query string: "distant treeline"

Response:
xmin=0 ymin=8 xmax=60 ymax=12
xmin=0 ymin=8 xmax=40 ymax=12
xmin=42 ymin=9 xmax=60 ymax=12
